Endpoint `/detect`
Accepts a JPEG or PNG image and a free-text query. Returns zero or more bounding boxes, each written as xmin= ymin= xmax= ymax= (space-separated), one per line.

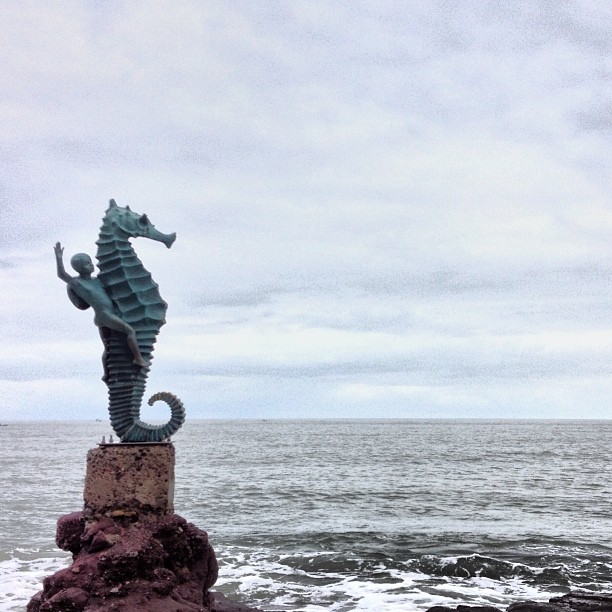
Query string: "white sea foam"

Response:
xmin=0 ymin=556 xmax=68 ymax=612
xmin=214 ymin=546 xmax=557 ymax=612
xmin=0 ymin=544 xmax=582 ymax=612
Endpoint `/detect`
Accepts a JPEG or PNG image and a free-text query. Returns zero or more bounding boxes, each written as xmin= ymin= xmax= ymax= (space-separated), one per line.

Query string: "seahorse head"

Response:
xmin=103 ymin=199 xmax=176 ymax=248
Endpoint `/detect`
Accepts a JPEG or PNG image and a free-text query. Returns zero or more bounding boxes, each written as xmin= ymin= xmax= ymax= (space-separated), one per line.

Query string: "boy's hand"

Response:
xmin=54 ymin=242 xmax=64 ymax=258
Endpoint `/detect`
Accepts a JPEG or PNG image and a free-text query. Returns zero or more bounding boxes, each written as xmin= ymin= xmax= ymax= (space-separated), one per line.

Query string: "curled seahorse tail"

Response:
xmin=120 ymin=392 xmax=186 ymax=443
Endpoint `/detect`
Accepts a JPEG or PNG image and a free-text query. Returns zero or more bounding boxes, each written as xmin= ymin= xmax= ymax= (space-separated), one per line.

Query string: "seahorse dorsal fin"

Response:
xmin=108 ymin=199 xmax=117 ymax=209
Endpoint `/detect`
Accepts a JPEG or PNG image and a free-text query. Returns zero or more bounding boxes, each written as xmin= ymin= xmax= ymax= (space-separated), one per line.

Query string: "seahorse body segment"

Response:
xmin=95 ymin=200 xmax=185 ymax=442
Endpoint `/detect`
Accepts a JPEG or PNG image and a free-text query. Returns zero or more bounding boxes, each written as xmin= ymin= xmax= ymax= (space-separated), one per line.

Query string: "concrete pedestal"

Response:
xmin=28 ymin=441 xmax=265 ymax=612
xmin=84 ymin=443 xmax=175 ymax=516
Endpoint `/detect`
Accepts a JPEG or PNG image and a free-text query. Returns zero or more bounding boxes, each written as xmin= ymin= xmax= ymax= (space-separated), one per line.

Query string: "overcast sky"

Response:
xmin=1 ymin=1 xmax=612 ymax=422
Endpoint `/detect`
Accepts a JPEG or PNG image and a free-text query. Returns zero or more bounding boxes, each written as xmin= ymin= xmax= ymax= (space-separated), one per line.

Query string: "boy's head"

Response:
xmin=70 ymin=253 xmax=94 ymax=275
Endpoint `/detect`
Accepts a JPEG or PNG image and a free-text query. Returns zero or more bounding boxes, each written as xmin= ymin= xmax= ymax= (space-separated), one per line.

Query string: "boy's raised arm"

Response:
xmin=54 ymin=242 xmax=72 ymax=283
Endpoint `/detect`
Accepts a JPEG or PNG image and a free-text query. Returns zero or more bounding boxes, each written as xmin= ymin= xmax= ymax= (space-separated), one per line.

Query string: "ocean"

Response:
xmin=1 ymin=419 xmax=611 ymax=611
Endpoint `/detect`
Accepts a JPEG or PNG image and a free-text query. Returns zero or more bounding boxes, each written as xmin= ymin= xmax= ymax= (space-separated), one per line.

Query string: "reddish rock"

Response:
xmin=28 ymin=511 xmax=260 ymax=612
xmin=55 ymin=512 xmax=85 ymax=554
xmin=29 ymin=443 xmax=260 ymax=611
xmin=511 ymin=592 xmax=612 ymax=612
xmin=40 ymin=586 xmax=89 ymax=611
xmin=426 ymin=592 xmax=612 ymax=612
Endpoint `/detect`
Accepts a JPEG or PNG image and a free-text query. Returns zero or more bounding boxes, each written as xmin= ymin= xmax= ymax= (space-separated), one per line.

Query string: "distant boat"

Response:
xmin=0 ymin=423 xmax=8 ymax=426
xmin=95 ymin=419 xmax=103 ymax=422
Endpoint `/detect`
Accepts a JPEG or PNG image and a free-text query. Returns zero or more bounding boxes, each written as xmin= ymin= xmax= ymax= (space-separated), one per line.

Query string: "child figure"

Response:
xmin=54 ymin=242 xmax=150 ymax=377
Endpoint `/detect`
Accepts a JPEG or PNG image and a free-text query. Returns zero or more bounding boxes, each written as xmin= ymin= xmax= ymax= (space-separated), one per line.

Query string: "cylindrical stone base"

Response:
xmin=84 ymin=443 xmax=175 ymax=516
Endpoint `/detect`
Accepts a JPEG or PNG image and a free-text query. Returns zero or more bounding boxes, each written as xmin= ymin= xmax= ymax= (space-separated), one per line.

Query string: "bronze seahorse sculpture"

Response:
xmin=55 ymin=199 xmax=185 ymax=442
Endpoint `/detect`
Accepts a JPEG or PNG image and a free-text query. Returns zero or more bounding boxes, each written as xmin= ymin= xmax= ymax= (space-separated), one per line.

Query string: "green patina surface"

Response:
xmin=55 ymin=199 xmax=185 ymax=442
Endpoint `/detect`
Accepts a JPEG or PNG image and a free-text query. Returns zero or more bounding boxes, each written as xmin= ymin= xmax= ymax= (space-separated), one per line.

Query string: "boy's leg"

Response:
xmin=126 ymin=332 xmax=150 ymax=368
xmin=98 ymin=328 xmax=110 ymax=382
xmin=102 ymin=313 xmax=150 ymax=368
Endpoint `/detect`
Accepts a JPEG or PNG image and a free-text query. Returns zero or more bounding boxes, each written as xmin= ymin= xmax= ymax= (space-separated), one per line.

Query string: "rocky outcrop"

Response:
xmin=27 ymin=511 xmax=261 ymax=612
xmin=28 ymin=443 xmax=261 ymax=611
xmin=427 ymin=591 xmax=612 ymax=612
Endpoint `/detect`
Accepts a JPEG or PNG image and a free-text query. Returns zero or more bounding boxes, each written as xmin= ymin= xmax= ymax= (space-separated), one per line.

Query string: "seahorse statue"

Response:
xmin=94 ymin=199 xmax=185 ymax=442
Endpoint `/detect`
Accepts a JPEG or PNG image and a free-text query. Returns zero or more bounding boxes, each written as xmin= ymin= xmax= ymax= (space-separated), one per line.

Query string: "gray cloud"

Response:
xmin=1 ymin=1 xmax=612 ymax=420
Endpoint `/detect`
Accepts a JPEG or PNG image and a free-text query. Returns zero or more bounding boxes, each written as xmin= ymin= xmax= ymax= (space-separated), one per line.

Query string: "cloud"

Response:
xmin=1 ymin=1 xmax=612 ymax=420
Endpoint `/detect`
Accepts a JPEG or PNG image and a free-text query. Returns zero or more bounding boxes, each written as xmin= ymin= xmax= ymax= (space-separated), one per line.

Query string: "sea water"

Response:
xmin=1 ymin=419 xmax=611 ymax=611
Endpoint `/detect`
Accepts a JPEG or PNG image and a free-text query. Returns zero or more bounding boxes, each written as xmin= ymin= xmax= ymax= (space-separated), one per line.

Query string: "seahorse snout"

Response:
xmin=163 ymin=232 xmax=177 ymax=249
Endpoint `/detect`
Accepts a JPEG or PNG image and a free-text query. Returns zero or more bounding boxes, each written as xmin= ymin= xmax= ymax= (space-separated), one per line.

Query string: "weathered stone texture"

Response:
xmin=84 ymin=443 xmax=175 ymax=515
xmin=28 ymin=443 xmax=261 ymax=611
xmin=28 ymin=511 xmax=222 ymax=612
